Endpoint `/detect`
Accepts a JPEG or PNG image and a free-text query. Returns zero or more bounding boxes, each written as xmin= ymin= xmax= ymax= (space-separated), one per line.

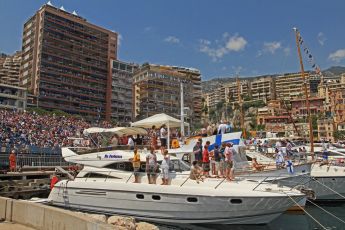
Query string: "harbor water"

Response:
xmin=155 ymin=203 xmax=345 ymax=230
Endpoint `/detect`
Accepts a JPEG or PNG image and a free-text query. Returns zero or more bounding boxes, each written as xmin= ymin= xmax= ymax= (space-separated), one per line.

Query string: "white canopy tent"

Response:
xmin=131 ymin=113 xmax=189 ymax=149
xmin=83 ymin=127 xmax=147 ymax=136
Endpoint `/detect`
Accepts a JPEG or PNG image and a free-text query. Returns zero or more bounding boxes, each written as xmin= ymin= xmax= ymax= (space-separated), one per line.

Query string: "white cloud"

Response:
xmin=226 ymin=35 xmax=247 ymax=52
xmin=198 ymin=33 xmax=247 ymax=61
xmin=164 ymin=36 xmax=180 ymax=44
xmin=263 ymin=41 xmax=281 ymax=54
xmin=257 ymin=41 xmax=288 ymax=57
xmin=317 ymin=32 xmax=326 ymax=46
xmin=329 ymin=49 xmax=345 ymax=62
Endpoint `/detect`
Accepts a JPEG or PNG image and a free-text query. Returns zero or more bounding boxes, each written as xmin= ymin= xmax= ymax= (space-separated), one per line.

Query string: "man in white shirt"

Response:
xmin=160 ymin=124 xmax=168 ymax=149
xmin=127 ymin=135 xmax=135 ymax=150
xmin=217 ymin=121 xmax=227 ymax=135
xmin=146 ymin=147 xmax=157 ymax=184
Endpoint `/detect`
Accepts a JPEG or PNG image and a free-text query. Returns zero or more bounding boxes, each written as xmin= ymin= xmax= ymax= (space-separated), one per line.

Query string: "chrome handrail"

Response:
xmin=252 ymin=176 xmax=269 ymax=191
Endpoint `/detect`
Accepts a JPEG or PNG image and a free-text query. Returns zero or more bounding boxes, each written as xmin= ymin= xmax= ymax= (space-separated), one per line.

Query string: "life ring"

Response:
xmin=171 ymin=139 xmax=180 ymax=148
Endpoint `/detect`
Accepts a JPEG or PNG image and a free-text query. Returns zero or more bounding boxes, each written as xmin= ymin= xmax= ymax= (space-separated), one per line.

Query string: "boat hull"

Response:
xmin=48 ymin=181 xmax=304 ymax=225
xmin=309 ymin=164 xmax=345 ymax=201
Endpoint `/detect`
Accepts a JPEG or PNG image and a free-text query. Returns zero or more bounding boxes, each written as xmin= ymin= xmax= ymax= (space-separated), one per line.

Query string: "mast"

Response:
xmin=293 ymin=27 xmax=314 ymax=158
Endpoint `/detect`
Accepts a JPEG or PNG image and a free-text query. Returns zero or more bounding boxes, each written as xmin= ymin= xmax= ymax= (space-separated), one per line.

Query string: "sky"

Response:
xmin=1 ymin=0 xmax=345 ymax=80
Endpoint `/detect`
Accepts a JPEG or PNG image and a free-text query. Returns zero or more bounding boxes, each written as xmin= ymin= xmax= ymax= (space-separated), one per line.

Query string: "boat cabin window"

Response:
xmin=105 ymin=162 xmax=134 ymax=171
xmin=83 ymin=172 xmax=121 ymax=179
xmin=152 ymin=195 xmax=161 ymax=200
xmin=230 ymin=199 xmax=242 ymax=204
xmin=187 ymin=197 xmax=198 ymax=203
xmin=136 ymin=194 xmax=144 ymax=199
xmin=168 ymin=159 xmax=190 ymax=172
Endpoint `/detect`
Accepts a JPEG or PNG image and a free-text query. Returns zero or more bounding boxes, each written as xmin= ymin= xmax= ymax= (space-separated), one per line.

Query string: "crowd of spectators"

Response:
xmin=0 ymin=109 xmax=113 ymax=154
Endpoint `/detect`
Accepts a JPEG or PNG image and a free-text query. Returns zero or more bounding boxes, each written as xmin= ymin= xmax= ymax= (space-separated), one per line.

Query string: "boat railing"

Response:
xmin=75 ymin=169 xmax=309 ymax=191
xmin=71 ymin=145 xmax=151 ymax=155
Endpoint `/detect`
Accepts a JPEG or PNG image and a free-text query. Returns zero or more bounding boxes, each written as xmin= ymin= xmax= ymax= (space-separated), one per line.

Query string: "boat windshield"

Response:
xmin=169 ymin=159 xmax=190 ymax=172
xmin=104 ymin=159 xmax=190 ymax=172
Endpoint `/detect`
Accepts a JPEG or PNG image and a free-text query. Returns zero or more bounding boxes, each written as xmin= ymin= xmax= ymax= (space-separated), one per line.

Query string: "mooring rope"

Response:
xmin=312 ymin=177 xmax=345 ymax=200
xmin=284 ymin=192 xmax=327 ymax=230
xmin=307 ymin=199 xmax=345 ymax=224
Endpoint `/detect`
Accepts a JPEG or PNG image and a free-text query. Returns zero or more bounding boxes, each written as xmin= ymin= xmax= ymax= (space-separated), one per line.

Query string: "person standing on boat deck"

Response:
xmin=321 ymin=139 xmax=329 ymax=165
xmin=160 ymin=124 xmax=168 ymax=151
xmin=202 ymin=141 xmax=211 ymax=177
xmin=146 ymin=147 xmax=157 ymax=184
xmin=127 ymin=135 xmax=135 ymax=150
xmin=150 ymin=125 xmax=158 ymax=150
xmin=225 ymin=121 xmax=232 ymax=133
xmin=224 ymin=143 xmax=234 ymax=181
xmin=132 ymin=148 xmax=141 ymax=183
xmin=217 ymin=121 xmax=227 ymax=134
xmin=275 ymin=140 xmax=282 ymax=151
xmin=209 ymin=146 xmax=216 ymax=176
xmin=286 ymin=140 xmax=293 ymax=157
xmin=219 ymin=143 xmax=226 ymax=177
xmin=212 ymin=144 xmax=221 ymax=177
xmin=161 ymin=149 xmax=170 ymax=185
xmin=192 ymin=140 xmax=202 ymax=165
xmin=206 ymin=123 xmax=213 ymax=136
xmin=275 ymin=149 xmax=284 ymax=169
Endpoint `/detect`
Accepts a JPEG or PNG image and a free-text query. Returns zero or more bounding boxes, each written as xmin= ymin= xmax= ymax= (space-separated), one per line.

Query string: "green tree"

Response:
xmin=334 ymin=130 xmax=345 ymax=141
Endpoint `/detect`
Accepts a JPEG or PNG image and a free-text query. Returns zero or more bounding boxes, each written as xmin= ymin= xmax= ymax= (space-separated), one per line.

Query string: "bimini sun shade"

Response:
xmin=83 ymin=127 xmax=147 ymax=135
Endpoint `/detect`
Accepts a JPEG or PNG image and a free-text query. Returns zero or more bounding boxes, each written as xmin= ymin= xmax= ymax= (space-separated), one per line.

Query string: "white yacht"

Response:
xmin=308 ymin=163 xmax=345 ymax=201
xmin=48 ymin=147 xmax=306 ymax=225
xmin=247 ymin=146 xmax=345 ymax=201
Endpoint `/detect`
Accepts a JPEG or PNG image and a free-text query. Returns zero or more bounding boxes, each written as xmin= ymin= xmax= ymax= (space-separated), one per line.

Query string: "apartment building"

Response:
xmin=317 ymin=118 xmax=335 ymax=142
xmin=275 ymin=72 xmax=314 ymax=100
xmin=19 ymin=3 xmax=117 ymax=120
xmin=0 ymin=51 xmax=22 ymax=86
xmin=0 ymin=83 xmax=27 ymax=111
xmin=285 ymin=122 xmax=310 ymax=138
xmin=330 ymin=87 xmax=345 ymax=124
xmin=133 ymin=64 xmax=200 ymax=125
xmin=250 ymin=77 xmax=275 ymax=101
xmin=290 ymin=97 xmax=325 ymax=119
xmin=223 ymin=80 xmax=250 ymax=102
xmin=204 ymin=90 xmax=223 ymax=108
xmin=111 ymin=60 xmax=138 ymax=124
xmin=171 ymin=66 xmax=202 ymax=123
